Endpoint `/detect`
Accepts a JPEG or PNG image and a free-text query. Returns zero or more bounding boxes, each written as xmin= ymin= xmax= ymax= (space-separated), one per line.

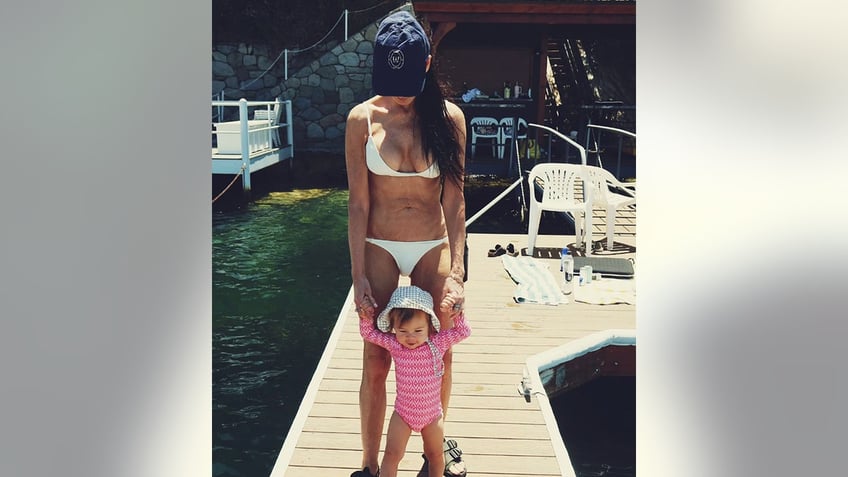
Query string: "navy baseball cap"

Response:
xmin=372 ymin=11 xmax=430 ymax=97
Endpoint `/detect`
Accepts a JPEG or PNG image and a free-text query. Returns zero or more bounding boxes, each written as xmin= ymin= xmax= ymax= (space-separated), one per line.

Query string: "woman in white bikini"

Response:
xmin=344 ymin=10 xmax=468 ymax=477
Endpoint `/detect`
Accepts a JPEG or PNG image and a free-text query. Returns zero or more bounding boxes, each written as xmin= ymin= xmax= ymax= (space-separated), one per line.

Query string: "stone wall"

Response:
xmin=212 ymin=5 xmax=412 ymax=154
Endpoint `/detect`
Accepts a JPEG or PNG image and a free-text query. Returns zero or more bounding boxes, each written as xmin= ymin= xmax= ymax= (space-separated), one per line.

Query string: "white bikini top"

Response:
xmin=366 ymin=110 xmax=440 ymax=179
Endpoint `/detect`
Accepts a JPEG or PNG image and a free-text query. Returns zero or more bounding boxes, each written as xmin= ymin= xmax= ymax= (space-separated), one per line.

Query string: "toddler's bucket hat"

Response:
xmin=372 ymin=11 xmax=430 ymax=97
xmin=376 ymin=285 xmax=440 ymax=333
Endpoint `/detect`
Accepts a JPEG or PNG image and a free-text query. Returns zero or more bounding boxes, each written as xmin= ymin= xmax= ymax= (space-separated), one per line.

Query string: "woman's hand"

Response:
xmin=353 ymin=276 xmax=377 ymax=320
xmin=439 ymin=275 xmax=465 ymax=317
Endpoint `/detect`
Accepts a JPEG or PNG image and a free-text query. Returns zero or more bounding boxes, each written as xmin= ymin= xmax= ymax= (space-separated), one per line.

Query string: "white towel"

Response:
xmin=501 ymin=255 xmax=568 ymax=305
xmin=574 ymin=276 xmax=636 ymax=305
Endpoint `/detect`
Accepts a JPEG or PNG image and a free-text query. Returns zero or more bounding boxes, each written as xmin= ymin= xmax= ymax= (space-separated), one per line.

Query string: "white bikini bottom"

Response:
xmin=365 ymin=237 xmax=448 ymax=276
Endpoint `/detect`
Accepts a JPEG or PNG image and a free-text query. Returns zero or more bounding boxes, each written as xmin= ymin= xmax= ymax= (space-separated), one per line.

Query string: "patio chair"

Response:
xmin=469 ymin=116 xmax=501 ymax=158
xmin=584 ymin=165 xmax=636 ymax=250
xmin=253 ymin=98 xmax=283 ymax=147
xmin=499 ymin=117 xmax=528 ymax=159
xmin=526 ymin=163 xmax=593 ymax=256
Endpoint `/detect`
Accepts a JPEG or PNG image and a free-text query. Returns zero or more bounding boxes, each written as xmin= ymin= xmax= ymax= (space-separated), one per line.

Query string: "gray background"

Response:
xmin=1 ymin=0 xmax=847 ymax=476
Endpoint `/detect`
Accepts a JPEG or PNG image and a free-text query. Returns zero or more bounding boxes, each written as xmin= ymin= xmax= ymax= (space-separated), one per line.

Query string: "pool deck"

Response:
xmin=269 ymin=231 xmax=636 ymax=477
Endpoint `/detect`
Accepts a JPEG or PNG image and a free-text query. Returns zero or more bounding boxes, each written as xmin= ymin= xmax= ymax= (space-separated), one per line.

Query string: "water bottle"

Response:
xmin=560 ymin=247 xmax=574 ymax=298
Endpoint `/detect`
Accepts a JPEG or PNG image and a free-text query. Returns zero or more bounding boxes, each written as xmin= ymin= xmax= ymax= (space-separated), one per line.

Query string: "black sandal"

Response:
xmin=350 ymin=467 xmax=378 ymax=477
xmin=487 ymin=244 xmax=506 ymax=257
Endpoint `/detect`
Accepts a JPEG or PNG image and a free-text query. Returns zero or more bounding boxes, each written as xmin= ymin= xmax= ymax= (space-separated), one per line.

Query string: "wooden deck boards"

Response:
xmin=271 ymin=232 xmax=635 ymax=477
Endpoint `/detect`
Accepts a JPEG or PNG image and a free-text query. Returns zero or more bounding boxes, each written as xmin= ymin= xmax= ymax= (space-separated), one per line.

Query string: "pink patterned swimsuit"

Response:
xmin=360 ymin=313 xmax=471 ymax=432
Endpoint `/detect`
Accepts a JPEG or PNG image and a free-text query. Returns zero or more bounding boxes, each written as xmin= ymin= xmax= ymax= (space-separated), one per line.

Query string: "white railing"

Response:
xmin=529 ymin=122 xmax=588 ymax=165
xmin=465 ymin=177 xmax=524 ymax=228
xmin=211 ymin=98 xmax=291 ymax=156
xmin=211 ymin=98 xmax=294 ymax=195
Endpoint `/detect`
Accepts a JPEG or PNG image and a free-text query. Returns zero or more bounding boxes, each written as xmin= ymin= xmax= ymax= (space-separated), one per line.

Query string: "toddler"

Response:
xmin=359 ymin=285 xmax=471 ymax=477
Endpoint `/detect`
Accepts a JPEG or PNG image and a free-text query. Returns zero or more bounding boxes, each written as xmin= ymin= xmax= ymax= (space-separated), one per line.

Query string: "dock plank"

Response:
xmin=271 ymin=232 xmax=635 ymax=476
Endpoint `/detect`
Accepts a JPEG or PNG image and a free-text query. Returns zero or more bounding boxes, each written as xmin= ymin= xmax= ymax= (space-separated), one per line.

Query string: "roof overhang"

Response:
xmin=414 ymin=1 xmax=636 ymax=25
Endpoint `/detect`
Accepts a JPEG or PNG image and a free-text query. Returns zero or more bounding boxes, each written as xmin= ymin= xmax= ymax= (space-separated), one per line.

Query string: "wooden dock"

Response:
xmin=270 ymin=231 xmax=636 ymax=477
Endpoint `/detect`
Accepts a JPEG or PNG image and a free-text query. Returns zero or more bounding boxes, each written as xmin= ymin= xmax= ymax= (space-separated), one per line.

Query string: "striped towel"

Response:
xmin=501 ymin=255 xmax=568 ymax=305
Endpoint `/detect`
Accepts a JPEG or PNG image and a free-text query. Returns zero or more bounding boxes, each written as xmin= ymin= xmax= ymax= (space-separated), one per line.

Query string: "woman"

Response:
xmin=345 ymin=10 xmax=468 ymax=477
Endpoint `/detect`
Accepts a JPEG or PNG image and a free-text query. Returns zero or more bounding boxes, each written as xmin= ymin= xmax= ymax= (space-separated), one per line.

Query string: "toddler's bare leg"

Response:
xmin=421 ymin=417 xmax=445 ymax=477
xmin=380 ymin=411 xmax=412 ymax=477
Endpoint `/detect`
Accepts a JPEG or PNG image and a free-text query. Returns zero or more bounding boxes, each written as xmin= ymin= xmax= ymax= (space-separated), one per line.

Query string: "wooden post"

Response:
xmin=536 ymin=31 xmax=548 ymax=127
xmin=507 ymin=116 xmax=518 ymax=177
xmin=535 ymin=32 xmax=548 ymax=127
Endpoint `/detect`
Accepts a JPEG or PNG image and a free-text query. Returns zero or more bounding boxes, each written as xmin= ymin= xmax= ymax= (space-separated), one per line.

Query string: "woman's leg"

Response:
xmin=359 ymin=342 xmax=389 ymax=474
xmin=411 ymin=241 xmax=455 ymax=415
xmin=411 ymin=243 xmax=467 ymax=476
xmin=379 ymin=411 xmax=413 ymax=477
xmin=358 ymin=242 xmax=400 ymax=473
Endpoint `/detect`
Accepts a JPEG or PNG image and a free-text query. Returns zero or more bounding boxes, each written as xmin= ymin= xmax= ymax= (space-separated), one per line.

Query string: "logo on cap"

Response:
xmin=387 ymin=49 xmax=405 ymax=70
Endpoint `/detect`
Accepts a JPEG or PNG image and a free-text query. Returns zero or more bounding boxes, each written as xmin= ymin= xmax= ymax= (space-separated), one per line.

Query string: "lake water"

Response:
xmin=212 ymin=168 xmax=627 ymax=477
xmin=552 ymin=377 xmax=636 ymax=477
xmin=213 ymin=188 xmax=352 ymax=477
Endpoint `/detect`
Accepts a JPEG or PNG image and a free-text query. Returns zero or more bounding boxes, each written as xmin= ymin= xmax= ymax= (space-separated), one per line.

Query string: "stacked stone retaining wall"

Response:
xmin=212 ymin=5 xmax=412 ymax=154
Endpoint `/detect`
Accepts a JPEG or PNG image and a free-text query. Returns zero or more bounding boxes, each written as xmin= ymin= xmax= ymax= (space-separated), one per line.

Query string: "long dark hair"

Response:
xmin=415 ymin=65 xmax=464 ymax=188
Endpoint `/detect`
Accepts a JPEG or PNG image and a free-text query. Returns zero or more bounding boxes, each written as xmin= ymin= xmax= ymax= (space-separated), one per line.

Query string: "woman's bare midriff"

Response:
xmin=367 ymin=177 xmax=446 ymax=242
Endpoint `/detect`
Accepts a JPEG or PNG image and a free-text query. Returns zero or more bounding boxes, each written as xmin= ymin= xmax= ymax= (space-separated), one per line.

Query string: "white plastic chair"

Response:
xmin=253 ymin=98 xmax=283 ymax=147
xmin=526 ymin=163 xmax=593 ymax=256
xmin=584 ymin=165 xmax=636 ymax=250
xmin=469 ymin=117 xmax=501 ymax=158
xmin=499 ymin=117 xmax=528 ymax=158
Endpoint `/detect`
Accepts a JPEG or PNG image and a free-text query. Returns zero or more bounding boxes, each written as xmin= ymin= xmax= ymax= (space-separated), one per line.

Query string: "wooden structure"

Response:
xmin=412 ymin=1 xmax=635 ymax=174
xmin=212 ymin=98 xmax=294 ymax=194
xmin=416 ymin=1 xmax=635 ymax=121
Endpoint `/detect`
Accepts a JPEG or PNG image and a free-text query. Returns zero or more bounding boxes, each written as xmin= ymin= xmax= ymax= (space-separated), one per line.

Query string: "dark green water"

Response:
xmin=553 ymin=377 xmax=636 ymax=477
xmin=213 ymin=188 xmax=352 ymax=477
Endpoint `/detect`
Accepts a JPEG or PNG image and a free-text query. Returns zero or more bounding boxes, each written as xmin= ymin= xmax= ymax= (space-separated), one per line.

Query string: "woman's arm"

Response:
xmin=439 ymin=101 xmax=468 ymax=313
xmin=345 ymin=102 xmax=375 ymax=317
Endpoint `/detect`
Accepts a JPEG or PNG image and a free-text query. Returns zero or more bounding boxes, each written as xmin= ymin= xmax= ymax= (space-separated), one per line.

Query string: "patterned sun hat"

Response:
xmin=376 ymin=285 xmax=440 ymax=333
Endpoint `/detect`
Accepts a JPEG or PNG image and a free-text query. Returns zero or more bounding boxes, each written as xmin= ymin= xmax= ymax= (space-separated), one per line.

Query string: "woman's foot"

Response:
xmin=350 ymin=467 xmax=378 ymax=477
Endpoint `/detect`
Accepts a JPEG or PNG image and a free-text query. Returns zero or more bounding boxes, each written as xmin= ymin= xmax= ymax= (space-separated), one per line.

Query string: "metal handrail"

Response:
xmin=528 ymin=122 xmax=588 ymax=165
xmin=584 ymin=124 xmax=636 ymax=180
xmin=465 ymin=177 xmax=523 ymax=228
xmin=465 ymin=123 xmax=594 ymax=229
xmin=587 ymin=124 xmax=636 ymax=138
